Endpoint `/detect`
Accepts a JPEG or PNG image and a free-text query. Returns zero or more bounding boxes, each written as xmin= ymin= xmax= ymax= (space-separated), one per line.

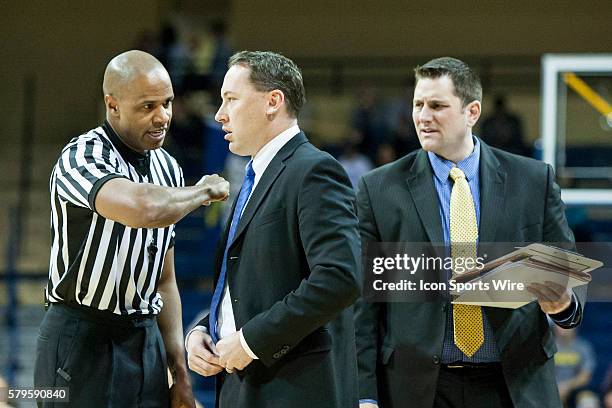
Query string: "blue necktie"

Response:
xmin=209 ymin=161 xmax=256 ymax=343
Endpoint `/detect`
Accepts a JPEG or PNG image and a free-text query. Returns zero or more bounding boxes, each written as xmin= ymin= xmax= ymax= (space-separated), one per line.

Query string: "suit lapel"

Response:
xmin=229 ymin=132 xmax=308 ymax=248
xmin=406 ymin=150 xmax=444 ymax=244
xmin=478 ymin=141 xmax=506 ymax=243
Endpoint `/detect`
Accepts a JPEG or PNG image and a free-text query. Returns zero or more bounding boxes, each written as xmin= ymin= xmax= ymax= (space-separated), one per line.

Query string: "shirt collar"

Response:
xmin=428 ymin=135 xmax=481 ymax=183
xmin=251 ymin=124 xmax=300 ymax=179
xmin=103 ymin=120 xmax=150 ymax=176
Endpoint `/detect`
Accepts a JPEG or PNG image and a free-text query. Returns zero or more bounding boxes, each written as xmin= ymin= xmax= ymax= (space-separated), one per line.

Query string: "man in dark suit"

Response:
xmin=186 ymin=51 xmax=360 ymax=408
xmin=355 ymin=57 xmax=584 ymax=408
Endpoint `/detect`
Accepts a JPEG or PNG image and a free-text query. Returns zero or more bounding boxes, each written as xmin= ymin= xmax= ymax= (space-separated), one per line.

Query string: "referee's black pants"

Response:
xmin=433 ymin=364 xmax=514 ymax=408
xmin=34 ymin=303 xmax=170 ymax=408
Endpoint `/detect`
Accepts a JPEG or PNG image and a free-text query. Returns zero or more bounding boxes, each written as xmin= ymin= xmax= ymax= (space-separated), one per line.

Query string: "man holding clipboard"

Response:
xmin=355 ymin=57 xmax=585 ymax=408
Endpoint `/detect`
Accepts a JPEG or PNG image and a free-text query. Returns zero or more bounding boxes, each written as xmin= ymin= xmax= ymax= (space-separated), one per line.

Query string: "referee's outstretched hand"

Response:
xmin=196 ymin=174 xmax=230 ymax=206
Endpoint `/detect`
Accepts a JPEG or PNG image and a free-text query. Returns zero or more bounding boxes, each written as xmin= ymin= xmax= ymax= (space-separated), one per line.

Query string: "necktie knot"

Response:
xmin=449 ymin=167 xmax=466 ymax=182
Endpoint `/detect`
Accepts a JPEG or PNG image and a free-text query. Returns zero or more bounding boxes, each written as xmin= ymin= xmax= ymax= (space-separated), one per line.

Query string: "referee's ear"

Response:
xmin=104 ymin=94 xmax=120 ymax=117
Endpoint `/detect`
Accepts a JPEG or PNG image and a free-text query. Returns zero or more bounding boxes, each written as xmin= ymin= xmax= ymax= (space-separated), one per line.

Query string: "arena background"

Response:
xmin=1 ymin=1 xmax=611 ymax=407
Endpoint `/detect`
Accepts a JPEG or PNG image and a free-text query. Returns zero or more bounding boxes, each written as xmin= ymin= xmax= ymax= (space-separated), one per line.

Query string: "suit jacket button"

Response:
xmin=273 ymin=353 xmax=280 ymax=359
xmin=433 ymin=355 xmax=440 ymax=365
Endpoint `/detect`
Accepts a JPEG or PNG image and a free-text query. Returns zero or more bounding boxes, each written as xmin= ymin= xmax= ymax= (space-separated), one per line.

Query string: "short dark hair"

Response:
xmin=414 ymin=57 xmax=482 ymax=107
xmin=228 ymin=51 xmax=306 ymax=118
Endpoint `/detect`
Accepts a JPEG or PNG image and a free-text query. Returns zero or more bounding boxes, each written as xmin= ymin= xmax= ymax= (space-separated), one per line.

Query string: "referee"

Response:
xmin=34 ymin=50 xmax=229 ymax=408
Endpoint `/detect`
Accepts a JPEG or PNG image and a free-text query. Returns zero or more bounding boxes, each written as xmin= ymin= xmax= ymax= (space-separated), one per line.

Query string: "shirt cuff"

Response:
xmin=549 ymin=292 xmax=578 ymax=323
xmin=239 ymin=329 xmax=259 ymax=359
xmin=359 ymin=399 xmax=379 ymax=406
xmin=185 ymin=325 xmax=208 ymax=349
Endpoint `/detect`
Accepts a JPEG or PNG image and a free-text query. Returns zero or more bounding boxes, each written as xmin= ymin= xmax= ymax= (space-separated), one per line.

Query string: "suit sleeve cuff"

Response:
xmin=185 ymin=325 xmax=208 ymax=349
xmin=549 ymin=292 xmax=578 ymax=323
xmin=239 ymin=329 xmax=259 ymax=359
xmin=359 ymin=399 xmax=379 ymax=405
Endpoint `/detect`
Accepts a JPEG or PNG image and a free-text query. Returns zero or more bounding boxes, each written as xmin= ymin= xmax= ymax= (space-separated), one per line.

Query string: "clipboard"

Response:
xmin=451 ymin=243 xmax=602 ymax=309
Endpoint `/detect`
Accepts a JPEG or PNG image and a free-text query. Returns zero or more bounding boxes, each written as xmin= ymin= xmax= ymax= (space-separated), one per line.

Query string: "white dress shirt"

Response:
xmin=187 ymin=125 xmax=301 ymax=358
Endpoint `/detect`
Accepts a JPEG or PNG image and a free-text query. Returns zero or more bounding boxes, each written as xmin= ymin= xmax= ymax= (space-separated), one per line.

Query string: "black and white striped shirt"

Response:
xmin=47 ymin=121 xmax=184 ymax=316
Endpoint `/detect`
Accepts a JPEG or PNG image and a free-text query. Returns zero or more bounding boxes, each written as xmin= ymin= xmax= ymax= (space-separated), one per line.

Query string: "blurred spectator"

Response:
xmin=338 ymin=128 xmax=374 ymax=188
xmin=156 ymin=23 xmax=193 ymax=92
xmin=554 ymin=326 xmax=597 ymax=406
xmin=166 ymin=92 xmax=205 ymax=183
xmin=0 ymin=375 xmax=15 ymax=407
xmin=188 ymin=20 xmax=233 ymax=99
xmin=388 ymin=81 xmax=421 ymax=157
xmin=351 ymin=85 xmax=391 ymax=163
xmin=375 ymin=142 xmax=397 ymax=167
xmin=208 ymin=20 xmax=233 ymax=97
xmin=186 ymin=28 xmax=212 ymax=90
xmin=480 ymin=95 xmax=528 ymax=156
xmin=605 ymin=389 xmax=612 ymax=408
xmin=575 ymin=390 xmax=601 ymax=408
xmin=133 ymin=30 xmax=159 ymax=55
xmin=602 ymin=363 xmax=612 ymax=406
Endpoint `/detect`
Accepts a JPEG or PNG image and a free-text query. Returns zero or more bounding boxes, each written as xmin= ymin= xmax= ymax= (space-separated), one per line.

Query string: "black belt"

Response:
xmin=50 ymin=302 xmax=156 ymax=328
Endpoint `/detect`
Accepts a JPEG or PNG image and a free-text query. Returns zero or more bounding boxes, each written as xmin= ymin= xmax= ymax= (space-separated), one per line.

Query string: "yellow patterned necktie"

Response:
xmin=449 ymin=167 xmax=484 ymax=357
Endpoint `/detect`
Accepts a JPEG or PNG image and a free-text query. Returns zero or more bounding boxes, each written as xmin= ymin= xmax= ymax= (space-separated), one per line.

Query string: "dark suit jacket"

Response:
xmin=198 ymin=132 xmax=360 ymax=408
xmin=355 ymin=140 xmax=584 ymax=408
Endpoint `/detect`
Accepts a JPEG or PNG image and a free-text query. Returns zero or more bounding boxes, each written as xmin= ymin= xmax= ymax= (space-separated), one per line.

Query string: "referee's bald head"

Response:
xmin=103 ymin=50 xmax=170 ymax=98
xmin=102 ymin=50 xmax=174 ymax=153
